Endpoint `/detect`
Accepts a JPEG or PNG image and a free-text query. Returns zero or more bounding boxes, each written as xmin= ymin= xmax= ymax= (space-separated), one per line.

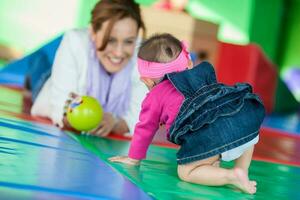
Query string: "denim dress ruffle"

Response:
xmin=166 ymin=62 xmax=265 ymax=164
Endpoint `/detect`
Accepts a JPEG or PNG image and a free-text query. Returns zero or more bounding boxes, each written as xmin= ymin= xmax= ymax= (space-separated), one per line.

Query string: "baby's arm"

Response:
xmin=109 ymin=91 xmax=162 ymax=165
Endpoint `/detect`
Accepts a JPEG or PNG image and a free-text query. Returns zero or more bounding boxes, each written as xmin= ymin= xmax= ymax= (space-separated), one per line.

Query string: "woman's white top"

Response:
xmin=31 ymin=28 xmax=147 ymax=133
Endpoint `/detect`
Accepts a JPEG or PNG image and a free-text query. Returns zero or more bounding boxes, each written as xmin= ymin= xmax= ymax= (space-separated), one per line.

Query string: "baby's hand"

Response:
xmin=109 ymin=156 xmax=140 ymax=166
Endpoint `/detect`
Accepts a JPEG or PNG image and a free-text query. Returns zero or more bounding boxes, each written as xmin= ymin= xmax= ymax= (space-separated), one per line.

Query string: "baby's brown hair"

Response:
xmin=138 ymin=33 xmax=182 ymax=63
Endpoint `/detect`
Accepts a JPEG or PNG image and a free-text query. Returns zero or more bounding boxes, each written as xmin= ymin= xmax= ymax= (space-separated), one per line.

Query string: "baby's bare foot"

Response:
xmin=250 ymin=180 xmax=257 ymax=186
xmin=212 ymin=160 xmax=220 ymax=167
xmin=230 ymin=168 xmax=257 ymax=194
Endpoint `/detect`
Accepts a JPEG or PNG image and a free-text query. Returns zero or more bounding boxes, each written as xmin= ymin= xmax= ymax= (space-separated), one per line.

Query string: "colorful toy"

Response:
xmin=66 ymin=96 xmax=103 ymax=131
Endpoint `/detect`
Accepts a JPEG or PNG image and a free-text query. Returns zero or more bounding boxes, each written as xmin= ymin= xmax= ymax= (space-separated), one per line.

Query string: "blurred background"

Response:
xmin=0 ymin=0 xmax=299 ymax=114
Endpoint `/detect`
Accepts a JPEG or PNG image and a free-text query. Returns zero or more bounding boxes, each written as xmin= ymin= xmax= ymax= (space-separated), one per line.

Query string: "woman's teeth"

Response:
xmin=109 ymin=57 xmax=122 ymax=64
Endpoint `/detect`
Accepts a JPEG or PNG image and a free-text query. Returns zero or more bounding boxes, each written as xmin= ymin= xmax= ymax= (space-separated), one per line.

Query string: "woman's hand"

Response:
xmin=90 ymin=112 xmax=117 ymax=137
xmin=62 ymin=92 xmax=80 ymax=130
xmin=62 ymin=93 xmax=127 ymax=136
xmin=109 ymin=156 xmax=141 ymax=166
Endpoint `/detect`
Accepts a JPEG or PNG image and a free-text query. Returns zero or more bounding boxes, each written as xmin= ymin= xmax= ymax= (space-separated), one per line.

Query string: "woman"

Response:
xmin=30 ymin=0 xmax=147 ymax=136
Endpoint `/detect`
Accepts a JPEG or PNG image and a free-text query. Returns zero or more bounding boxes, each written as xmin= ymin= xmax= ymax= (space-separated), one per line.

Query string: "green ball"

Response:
xmin=66 ymin=96 xmax=103 ymax=131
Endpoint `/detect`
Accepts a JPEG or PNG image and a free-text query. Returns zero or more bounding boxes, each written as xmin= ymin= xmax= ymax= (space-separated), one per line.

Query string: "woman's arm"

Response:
xmin=49 ymin=31 xmax=84 ymax=128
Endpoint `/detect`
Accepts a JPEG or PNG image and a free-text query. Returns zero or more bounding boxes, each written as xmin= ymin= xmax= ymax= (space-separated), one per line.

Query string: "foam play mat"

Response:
xmin=0 ymin=85 xmax=300 ymax=199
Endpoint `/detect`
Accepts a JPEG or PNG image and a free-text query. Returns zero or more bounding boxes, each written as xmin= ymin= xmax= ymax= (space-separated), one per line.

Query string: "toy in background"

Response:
xmin=154 ymin=0 xmax=188 ymax=11
xmin=190 ymin=50 xmax=209 ymax=65
xmin=141 ymin=4 xmax=219 ymax=66
xmin=66 ymin=96 xmax=103 ymax=132
xmin=282 ymin=67 xmax=300 ymax=102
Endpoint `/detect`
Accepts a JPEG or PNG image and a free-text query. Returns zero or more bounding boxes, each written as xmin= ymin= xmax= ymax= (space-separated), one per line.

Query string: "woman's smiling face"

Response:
xmin=91 ymin=17 xmax=138 ymax=74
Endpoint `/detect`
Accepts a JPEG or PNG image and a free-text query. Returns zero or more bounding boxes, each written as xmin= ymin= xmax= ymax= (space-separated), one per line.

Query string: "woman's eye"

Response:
xmin=108 ymin=39 xmax=116 ymax=43
xmin=125 ymin=40 xmax=135 ymax=45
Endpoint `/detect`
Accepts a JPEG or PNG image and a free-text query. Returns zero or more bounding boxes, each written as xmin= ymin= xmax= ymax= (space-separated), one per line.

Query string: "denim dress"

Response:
xmin=165 ymin=62 xmax=265 ymax=165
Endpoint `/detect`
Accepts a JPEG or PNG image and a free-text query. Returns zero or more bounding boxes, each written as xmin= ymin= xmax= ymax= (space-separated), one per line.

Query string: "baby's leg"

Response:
xmin=233 ymin=145 xmax=257 ymax=188
xmin=234 ymin=145 xmax=254 ymax=173
xmin=177 ymin=155 xmax=256 ymax=194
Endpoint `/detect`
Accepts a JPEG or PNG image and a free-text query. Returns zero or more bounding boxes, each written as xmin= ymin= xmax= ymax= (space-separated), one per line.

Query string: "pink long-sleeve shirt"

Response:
xmin=128 ymin=80 xmax=184 ymax=160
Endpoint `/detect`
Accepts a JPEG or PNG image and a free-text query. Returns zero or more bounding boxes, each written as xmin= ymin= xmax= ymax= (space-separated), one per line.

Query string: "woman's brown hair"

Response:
xmin=91 ymin=0 xmax=146 ymax=51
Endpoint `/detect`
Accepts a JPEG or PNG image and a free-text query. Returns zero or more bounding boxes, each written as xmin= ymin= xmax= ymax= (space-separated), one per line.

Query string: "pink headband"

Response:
xmin=137 ymin=41 xmax=190 ymax=78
